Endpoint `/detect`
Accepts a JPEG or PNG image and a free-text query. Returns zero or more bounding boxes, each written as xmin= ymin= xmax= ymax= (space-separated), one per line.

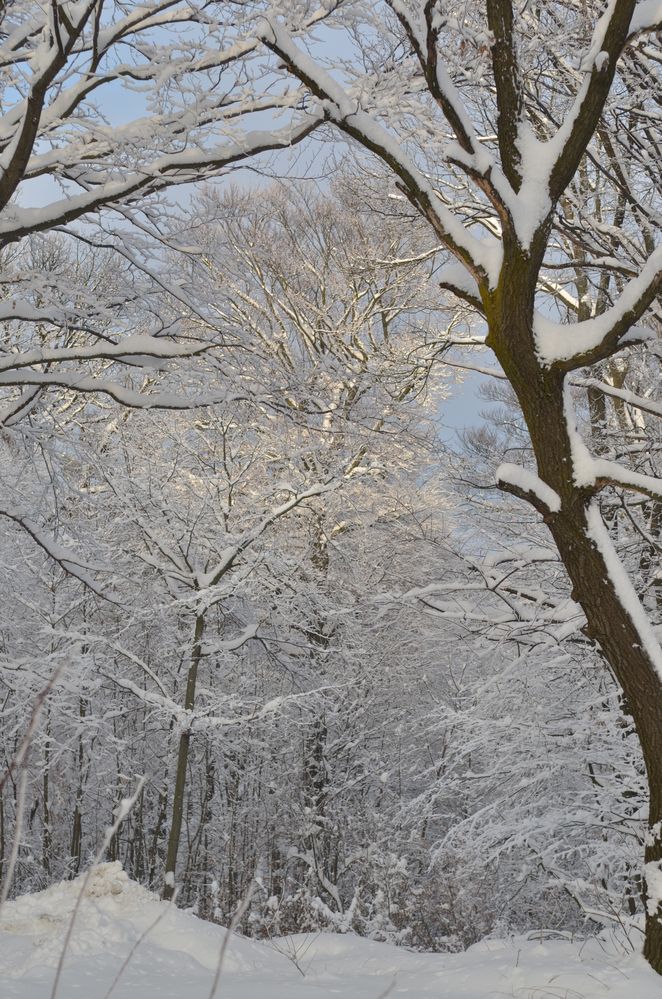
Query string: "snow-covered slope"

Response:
xmin=0 ymin=863 xmax=660 ymax=998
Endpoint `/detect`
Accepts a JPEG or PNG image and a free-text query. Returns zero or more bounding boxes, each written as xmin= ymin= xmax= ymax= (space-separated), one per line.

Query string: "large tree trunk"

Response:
xmin=549 ymin=501 xmax=662 ymax=966
xmin=489 ymin=261 xmax=662 ymax=969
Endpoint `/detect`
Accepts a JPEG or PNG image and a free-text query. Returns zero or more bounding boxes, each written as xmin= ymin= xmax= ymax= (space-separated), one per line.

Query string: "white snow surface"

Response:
xmin=0 ymin=864 xmax=661 ymax=997
xmin=496 ymin=463 xmax=561 ymax=512
xmin=533 ymin=246 xmax=662 ymax=366
xmin=644 ymin=861 xmax=662 ymax=917
xmin=631 ymin=1 xmax=662 ymax=35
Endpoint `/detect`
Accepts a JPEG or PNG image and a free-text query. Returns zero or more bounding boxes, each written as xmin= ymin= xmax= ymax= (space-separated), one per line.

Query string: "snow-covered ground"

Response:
xmin=0 ymin=864 xmax=659 ymax=998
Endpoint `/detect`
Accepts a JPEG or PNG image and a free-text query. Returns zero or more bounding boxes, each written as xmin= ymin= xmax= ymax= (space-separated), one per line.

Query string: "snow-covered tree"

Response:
xmin=196 ymin=0 xmax=662 ymax=971
xmin=4 ymin=0 xmax=662 ymax=970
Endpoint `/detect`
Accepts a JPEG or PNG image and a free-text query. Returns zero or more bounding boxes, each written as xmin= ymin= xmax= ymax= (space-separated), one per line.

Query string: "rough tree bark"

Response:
xmin=487 ymin=243 xmax=662 ymax=967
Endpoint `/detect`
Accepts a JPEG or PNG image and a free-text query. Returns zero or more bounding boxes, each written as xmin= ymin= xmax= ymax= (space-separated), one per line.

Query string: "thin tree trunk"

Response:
xmin=0 ymin=784 xmax=4 ymax=887
xmin=69 ymin=697 xmax=86 ymax=876
xmin=148 ymin=779 xmax=169 ymax=887
xmin=163 ymin=612 xmax=205 ymax=901
xmin=42 ymin=713 xmax=51 ymax=879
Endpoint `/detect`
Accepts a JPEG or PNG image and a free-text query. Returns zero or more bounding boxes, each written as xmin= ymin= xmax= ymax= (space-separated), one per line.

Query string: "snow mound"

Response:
xmin=0 ymin=862 xmax=272 ymax=994
xmin=1 ymin=863 xmax=137 ymax=934
xmin=1 ymin=865 xmax=662 ymax=997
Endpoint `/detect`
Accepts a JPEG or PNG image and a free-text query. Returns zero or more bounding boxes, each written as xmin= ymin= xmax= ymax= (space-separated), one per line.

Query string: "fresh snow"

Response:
xmin=630 ymin=1 xmax=662 ymax=36
xmin=437 ymin=261 xmax=481 ymax=301
xmin=585 ymin=501 xmax=662 ymax=686
xmin=1 ymin=864 xmax=661 ymax=998
xmin=534 ymin=311 xmax=654 ymax=368
xmin=644 ymin=861 xmax=662 ymax=917
xmin=509 ymin=122 xmax=555 ymax=249
xmin=496 ymin=463 xmax=561 ymax=512
xmin=534 ymin=246 xmax=662 ymax=366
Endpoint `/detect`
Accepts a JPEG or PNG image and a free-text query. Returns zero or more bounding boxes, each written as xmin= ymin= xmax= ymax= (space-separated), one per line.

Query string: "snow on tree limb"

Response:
xmin=197 ymin=480 xmax=343 ymax=592
xmin=559 ymin=380 xmax=662 ymax=504
xmin=629 ymin=1 xmax=662 ymax=37
xmin=438 ymin=261 xmax=485 ymax=312
xmin=0 ymin=335 xmax=206 ymax=374
xmin=545 ymin=0 xmax=638 ymax=203
xmin=496 ymin=463 xmax=562 ymax=515
xmin=0 ymin=120 xmax=322 ymax=247
xmin=0 ymin=0 xmax=98 ymax=212
xmin=0 ymin=506 xmax=114 ymax=600
xmin=575 ymin=378 xmax=662 ymax=421
xmin=260 ymin=16 xmax=502 ymax=287
xmin=388 ymin=0 xmax=482 ymax=156
xmin=534 ymin=245 xmax=662 ymax=369
xmin=0 ymin=370 xmax=248 ymax=410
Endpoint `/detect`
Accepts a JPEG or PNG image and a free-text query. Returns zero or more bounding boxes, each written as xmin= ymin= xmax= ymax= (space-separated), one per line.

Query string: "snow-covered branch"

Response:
xmin=496 ymin=463 xmax=561 ymax=516
xmin=534 ymin=246 xmax=662 ymax=369
xmin=0 ymin=370 xmax=246 ymax=410
xmin=0 ymin=507 xmax=113 ymax=600
xmin=0 ymin=119 xmax=322 ymax=247
xmin=0 ymin=335 xmax=206 ymax=374
xmin=629 ymin=1 xmax=662 ymax=37
xmin=260 ymin=17 xmax=501 ymax=287
xmin=198 ymin=480 xmax=341 ymax=592
xmin=575 ymin=377 xmax=662 ymax=421
xmin=438 ymin=261 xmax=485 ymax=312
xmin=546 ymin=0 xmax=640 ymax=203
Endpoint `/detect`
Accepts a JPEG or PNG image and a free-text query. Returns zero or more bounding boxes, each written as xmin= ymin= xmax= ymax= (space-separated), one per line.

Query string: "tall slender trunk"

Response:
xmin=184 ymin=747 xmax=215 ymax=909
xmin=299 ymin=521 xmax=338 ymax=908
xmin=163 ymin=612 xmax=205 ymax=901
xmin=42 ymin=715 xmax=51 ymax=879
xmin=69 ymin=697 xmax=86 ymax=876
xmin=0 ymin=783 xmax=4 ymax=886
xmin=148 ymin=779 xmax=169 ymax=887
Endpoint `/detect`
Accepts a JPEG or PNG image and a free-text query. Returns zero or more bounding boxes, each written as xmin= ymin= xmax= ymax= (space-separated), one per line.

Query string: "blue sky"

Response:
xmin=439 ymin=368 xmax=491 ymax=442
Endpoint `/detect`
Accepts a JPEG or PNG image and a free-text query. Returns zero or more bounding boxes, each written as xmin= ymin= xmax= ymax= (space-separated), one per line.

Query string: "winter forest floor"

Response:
xmin=0 ymin=864 xmax=659 ymax=999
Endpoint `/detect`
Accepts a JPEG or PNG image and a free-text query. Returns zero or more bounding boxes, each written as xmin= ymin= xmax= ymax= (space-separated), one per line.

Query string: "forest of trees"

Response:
xmin=1 ymin=0 xmax=662 ymax=979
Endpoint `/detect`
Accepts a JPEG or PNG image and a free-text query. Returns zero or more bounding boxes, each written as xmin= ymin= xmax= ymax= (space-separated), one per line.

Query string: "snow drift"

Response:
xmin=0 ymin=863 xmax=660 ymax=997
